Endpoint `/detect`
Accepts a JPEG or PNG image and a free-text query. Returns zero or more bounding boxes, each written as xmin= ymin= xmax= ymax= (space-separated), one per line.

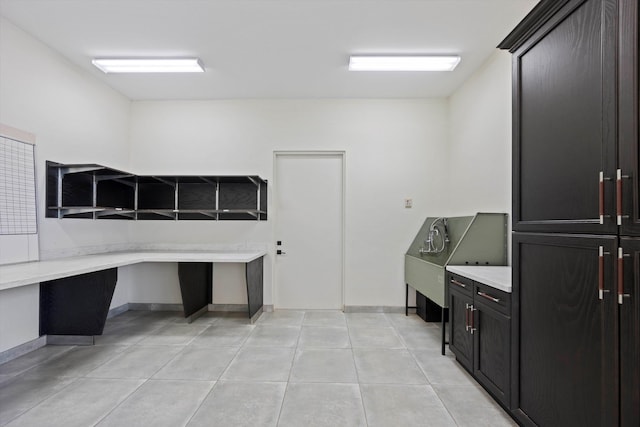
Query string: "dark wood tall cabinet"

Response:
xmin=500 ymin=0 xmax=640 ymax=425
xmin=512 ymin=233 xmax=618 ymax=426
xmin=505 ymin=0 xmax=618 ymax=234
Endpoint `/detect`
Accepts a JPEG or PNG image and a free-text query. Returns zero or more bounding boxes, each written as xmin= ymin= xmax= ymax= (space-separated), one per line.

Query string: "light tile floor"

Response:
xmin=0 ymin=310 xmax=516 ymax=426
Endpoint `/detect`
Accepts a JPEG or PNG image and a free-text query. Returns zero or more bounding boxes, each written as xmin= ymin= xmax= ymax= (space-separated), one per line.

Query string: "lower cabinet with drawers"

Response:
xmin=446 ymin=266 xmax=512 ymax=409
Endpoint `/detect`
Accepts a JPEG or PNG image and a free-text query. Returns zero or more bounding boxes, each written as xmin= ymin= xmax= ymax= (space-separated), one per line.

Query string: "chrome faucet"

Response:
xmin=419 ymin=217 xmax=449 ymax=255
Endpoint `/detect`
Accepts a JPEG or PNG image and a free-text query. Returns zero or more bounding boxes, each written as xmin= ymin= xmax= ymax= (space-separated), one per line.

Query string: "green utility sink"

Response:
xmin=405 ymin=213 xmax=507 ymax=308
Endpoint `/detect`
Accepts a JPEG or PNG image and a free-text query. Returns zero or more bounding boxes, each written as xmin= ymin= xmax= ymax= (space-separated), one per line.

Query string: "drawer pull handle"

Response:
xmin=477 ymin=291 xmax=500 ymax=303
xmin=451 ymin=279 xmax=467 ymax=288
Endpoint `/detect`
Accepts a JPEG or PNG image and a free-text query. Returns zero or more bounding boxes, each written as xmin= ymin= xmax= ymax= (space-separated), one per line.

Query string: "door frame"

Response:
xmin=272 ymin=150 xmax=346 ymax=310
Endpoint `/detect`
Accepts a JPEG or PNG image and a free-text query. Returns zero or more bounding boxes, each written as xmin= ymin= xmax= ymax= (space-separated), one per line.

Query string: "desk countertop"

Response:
xmin=0 ymin=250 xmax=266 ymax=291
xmin=445 ymin=265 xmax=512 ymax=293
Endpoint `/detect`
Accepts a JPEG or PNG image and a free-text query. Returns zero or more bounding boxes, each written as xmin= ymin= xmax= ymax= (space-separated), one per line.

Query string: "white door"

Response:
xmin=274 ymin=152 xmax=344 ymax=309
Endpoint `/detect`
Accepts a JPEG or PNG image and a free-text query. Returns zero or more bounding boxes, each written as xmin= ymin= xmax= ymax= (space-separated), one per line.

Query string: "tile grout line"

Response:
xmin=90 ymin=378 xmax=149 ymax=426
xmin=0 ymin=375 xmax=82 ymax=426
xmin=1 ymin=345 xmax=77 ymax=378
xmin=274 ymin=311 xmax=305 ymax=426
xmin=202 ymin=319 xmax=254 ymax=382
xmin=393 ymin=313 xmax=463 ymax=426
xmin=191 ymin=317 xmax=264 ymax=425
xmin=92 ymin=315 xmax=224 ymax=426
xmin=182 ymin=379 xmax=218 ymax=427
xmin=90 ymin=321 xmax=193 ymax=425
xmin=345 ymin=313 xmax=371 ymax=427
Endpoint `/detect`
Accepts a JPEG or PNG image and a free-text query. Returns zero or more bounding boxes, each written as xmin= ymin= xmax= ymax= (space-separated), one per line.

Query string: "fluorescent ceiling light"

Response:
xmin=92 ymin=58 xmax=204 ymax=73
xmin=348 ymin=55 xmax=461 ymax=71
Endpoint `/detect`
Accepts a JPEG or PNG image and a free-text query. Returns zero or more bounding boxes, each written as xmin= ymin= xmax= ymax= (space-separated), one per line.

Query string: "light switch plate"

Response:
xmin=404 ymin=198 xmax=413 ymax=208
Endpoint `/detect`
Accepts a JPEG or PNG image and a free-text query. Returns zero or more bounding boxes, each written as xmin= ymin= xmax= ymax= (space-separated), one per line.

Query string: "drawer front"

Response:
xmin=447 ymin=273 xmax=473 ymax=297
xmin=474 ymin=282 xmax=510 ymax=316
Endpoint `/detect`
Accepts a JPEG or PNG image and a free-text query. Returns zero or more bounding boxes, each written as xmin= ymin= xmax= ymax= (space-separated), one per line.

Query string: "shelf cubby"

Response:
xmin=46 ymin=161 xmax=136 ymax=219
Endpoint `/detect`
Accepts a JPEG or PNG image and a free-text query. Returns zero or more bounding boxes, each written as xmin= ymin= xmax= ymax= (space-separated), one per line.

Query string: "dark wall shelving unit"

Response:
xmin=46 ymin=161 xmax=267 ymax=221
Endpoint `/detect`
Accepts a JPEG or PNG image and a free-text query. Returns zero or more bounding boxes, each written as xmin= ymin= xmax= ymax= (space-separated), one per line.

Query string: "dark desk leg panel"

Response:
xmin=40 ymin=268 xmax=118 ymax=336
xmin=246 ymin=256 xmax=264 ymax=322
xmin=178 ymin=262 xmax=213 ymax=319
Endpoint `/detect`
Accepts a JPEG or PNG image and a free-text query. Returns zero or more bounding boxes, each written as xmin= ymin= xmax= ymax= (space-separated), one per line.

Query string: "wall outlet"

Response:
xmin=404 ymin=198 xmax=413 ymax=208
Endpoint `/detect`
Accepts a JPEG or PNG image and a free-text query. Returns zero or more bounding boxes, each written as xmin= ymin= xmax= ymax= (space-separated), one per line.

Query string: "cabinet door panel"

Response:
xmin=512 ymin=233 xmax=618 ymax=426
xmin=473 ymin=301 xmax=510 ymax=408
xmin=449 ymin=287 xmax=473 ymax=372
xmin=619 ymin=1 xmax=640 ymax=237
xmin=512 ymin=0 xmax=617 ymax=233
xmin=619 ymin=237 xmax=640 ymax=426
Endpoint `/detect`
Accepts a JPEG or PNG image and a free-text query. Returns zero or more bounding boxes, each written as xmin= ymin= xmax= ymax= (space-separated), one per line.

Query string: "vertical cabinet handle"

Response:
xmin=469 ymin=306 xmax=476 ymax=335
xmin=617 ymin=169 xmax=623 ymax=226
xmin=618 ymin=247 xmax=624 ymax=305
xmin=465 ymin=303 xmax=470 ymax=331
xmin=599 ymin=246 xmax=605 ymax=300
xmin=616 ymin=169 xmax=632 ymax=225
xmin=599 ymin=171 xmax=605 ymax=224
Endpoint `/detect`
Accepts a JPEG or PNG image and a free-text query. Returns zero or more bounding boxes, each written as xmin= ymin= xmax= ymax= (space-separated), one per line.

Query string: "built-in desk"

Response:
xmin=0 ymin=250 xmax=266 ymax=344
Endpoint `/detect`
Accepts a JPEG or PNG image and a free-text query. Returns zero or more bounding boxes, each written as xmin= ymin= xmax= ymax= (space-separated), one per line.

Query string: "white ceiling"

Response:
xmin=0 ymin=0 xmax=538 ymax=100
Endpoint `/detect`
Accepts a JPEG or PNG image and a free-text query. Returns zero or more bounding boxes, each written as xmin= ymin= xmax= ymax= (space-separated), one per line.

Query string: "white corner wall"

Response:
xmin=0 ymin=18 xmax=133 ymax=352
xmin=0 ymin=13 xmax=515 ymax=354
xmin=446 ymin=50 xmax=512 ymax=258
xmin=127 ymin=99 xmax=449 ymax=308
xmin=0 ymin=18 xmax=132 ymax=256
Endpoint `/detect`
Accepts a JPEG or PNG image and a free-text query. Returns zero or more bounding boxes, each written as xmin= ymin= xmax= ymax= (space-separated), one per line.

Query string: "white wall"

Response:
xmin=446 ymin=50 xmax=512 ymax=258
xmin=0 ymin=18 xmax=133 ymax=351
xmin=0 ymin=15 xmax=515 ymax=354
xmin=127 ymin=99 xmax=449 ymax=308
xmin=0 ymin=286 xmax=39 ymax=353
xmin=0 ymin=125 xmax=39 ymax=266
xmin=0 ymin=18 xmax=133 ymax=256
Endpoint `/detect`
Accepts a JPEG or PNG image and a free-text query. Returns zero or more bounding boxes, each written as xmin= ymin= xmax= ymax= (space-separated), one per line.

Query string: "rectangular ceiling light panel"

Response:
xmin=92 ymin=58 xmax=205 ymax=73
xmin=348 ymin=55 xmax=461 ymax=71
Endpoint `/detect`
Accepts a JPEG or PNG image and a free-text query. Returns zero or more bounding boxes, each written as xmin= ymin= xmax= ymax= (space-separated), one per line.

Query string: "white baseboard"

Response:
xmin=343 ymin=305 xmax=405 ymax=313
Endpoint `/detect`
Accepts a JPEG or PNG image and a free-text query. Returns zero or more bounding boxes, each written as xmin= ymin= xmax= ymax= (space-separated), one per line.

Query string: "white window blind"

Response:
xmin=0 ymin=136 xmax=37 ymax=235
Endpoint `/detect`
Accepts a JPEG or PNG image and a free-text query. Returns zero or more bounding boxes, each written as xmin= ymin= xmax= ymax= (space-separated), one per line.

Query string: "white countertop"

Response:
xmin=0 ymin=250 xmax=266 ymax=291
xmin=445 ymin=265 xmax=512 ymax=293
